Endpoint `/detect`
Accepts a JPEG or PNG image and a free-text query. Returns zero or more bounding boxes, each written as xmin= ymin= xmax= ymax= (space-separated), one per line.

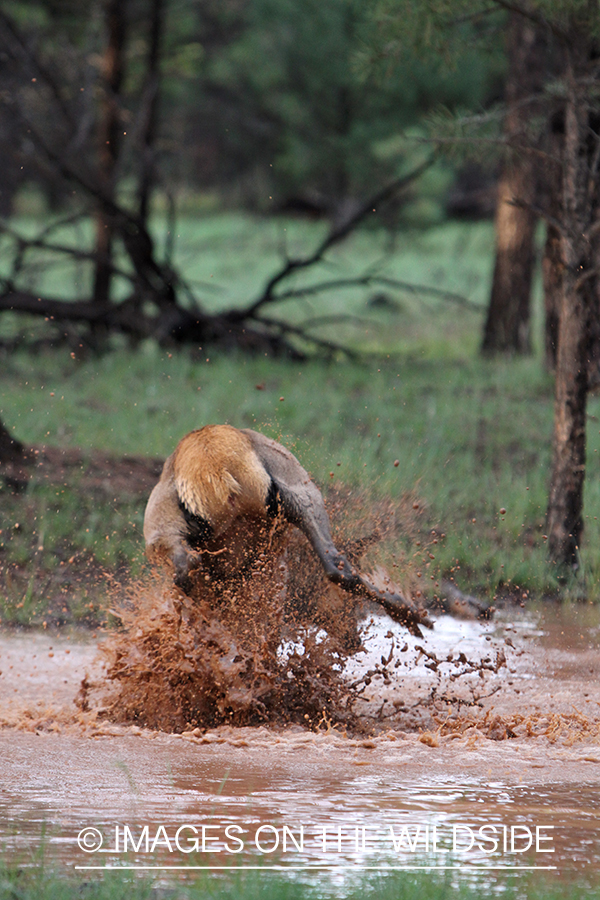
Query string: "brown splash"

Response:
xmin=87 ymin=527 xmax=368 ymax=733
xmin=79 ymin=490 xmax=503 ymax=736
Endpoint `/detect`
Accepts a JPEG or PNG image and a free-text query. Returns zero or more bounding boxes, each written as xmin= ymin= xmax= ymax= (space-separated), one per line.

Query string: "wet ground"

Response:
xmin=0 ymin=603 xmax=599 ymax=884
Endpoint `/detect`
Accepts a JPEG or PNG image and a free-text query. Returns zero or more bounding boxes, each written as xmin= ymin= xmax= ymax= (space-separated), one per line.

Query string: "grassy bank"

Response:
xmin=0 ymin=861 xmax=593 ymax=900
xmin=1 ymin=215 xmax=598 ymax=625
xmin=1 ymin=346 xmax=599 ymax=625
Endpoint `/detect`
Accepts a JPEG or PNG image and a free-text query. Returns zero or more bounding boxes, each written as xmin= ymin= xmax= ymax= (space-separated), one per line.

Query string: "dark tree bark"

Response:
xmin=137 ymin=0 xmax=164 ymax=226
xmin=546 ymin=42 xmax=598 ymax=569
xmin=0 ymin=416 xmax=28 ymax=490
xmin=0 ymin=417 xmax=24 ymax=464
xmin=93 ymin=0 xmax=127 ymax=309
xmin=543 ymin=222 xmax=562 ymax=370
xmin=481 ymin=13 xmax=546 ymax=355
xmin=541 ymin=114 xmax=565 ymax=371
xmin=541 ymin=105 xmax=600 ymax=388
xmin=534 ymin=25 xmax=568 ymax=377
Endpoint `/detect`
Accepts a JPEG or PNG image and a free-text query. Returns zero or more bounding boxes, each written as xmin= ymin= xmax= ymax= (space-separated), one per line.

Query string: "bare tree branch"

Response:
xmin=265 ymin=274 xmax=478 ymax=309
xmin=254 ymin=314 xmax=361 ymax=359
xmin=0 ymin=221 xmax=133 ymax=283
xmin=240 ymin=154 xmax=436 ymax=318
xmin=490 ymin=0 xmax=568 ymax=40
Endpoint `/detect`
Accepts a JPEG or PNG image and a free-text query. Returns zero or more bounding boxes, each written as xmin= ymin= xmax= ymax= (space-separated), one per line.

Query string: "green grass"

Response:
xmin=0 ymin=859 xmax=595 ymax=900
xmin=2 ymin=344 xmax=600 ymax=621
xmin=1 ymin=214 xmax=599 ymax=624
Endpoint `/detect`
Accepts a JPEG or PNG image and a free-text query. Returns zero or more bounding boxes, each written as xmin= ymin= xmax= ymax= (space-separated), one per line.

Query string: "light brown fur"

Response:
xmin=143 ymin=425 xmax=273 ymax=579
xmin=173 ymin=425 xmax=271 ymax=532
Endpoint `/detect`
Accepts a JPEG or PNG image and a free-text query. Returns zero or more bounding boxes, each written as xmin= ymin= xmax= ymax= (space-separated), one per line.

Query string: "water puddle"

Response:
xmin=0 ymin=603 xmax=599 ymax=882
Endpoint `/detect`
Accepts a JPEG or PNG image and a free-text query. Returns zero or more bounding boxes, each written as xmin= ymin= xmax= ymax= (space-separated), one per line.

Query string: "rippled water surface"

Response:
xmin=0 ymin=603 xmax=599 ymax=882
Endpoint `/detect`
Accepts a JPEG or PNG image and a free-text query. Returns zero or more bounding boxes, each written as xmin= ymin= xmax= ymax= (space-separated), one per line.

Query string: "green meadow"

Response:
xmin=1 ymin=213 xmax=599 ymax=625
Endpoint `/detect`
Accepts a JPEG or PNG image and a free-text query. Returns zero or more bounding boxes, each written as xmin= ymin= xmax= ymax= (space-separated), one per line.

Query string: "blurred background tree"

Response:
xmin=364 ymin=0 xmax=600 ymax=570
xmin=0 ymin=0 xmax=501 ymax=352
xmin=183 ymin=0 xmax=500 ymax=219
xmin=0 ymin=0 xmax=502 ymax=218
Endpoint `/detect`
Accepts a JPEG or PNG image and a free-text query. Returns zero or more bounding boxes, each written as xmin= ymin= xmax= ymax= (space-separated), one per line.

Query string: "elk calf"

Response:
xmin=144 ymin=424 xmax=431 ymax=635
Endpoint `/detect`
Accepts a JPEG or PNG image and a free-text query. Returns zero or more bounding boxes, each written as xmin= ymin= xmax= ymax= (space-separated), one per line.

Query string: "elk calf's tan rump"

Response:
xmin=144 ymin=424 xmax=431 ymax=635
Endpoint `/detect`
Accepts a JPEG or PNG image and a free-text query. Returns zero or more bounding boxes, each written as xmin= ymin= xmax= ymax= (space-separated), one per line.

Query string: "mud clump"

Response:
xmin=90 ymin=528 xmax=365 ymax=733
xmin=435 ymin=709 xmax=600 ymax=744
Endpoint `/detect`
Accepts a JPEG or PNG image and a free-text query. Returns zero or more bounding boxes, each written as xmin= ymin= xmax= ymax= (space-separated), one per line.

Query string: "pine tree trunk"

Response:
xmin=93 ymin=0 xmax=127 ymax=309
xmin=137 ymin=0 xmax=164 ymax=227
xmin=546 ymin=45 xmax=596 ymax=569
xmin=540 ymin=110 xmax=564 ymax=371
xmin=481 ymin=14 xmax=545 ymax=355
xmin=542 ymin=117 xmax=600 ymax=385
xmin=542 ymin=223 xmax=562 ymax=371
xmin=482 ymin=163 xmax=536 ymax=353
xmin=547 ymin=278 xmax=590 ymax=569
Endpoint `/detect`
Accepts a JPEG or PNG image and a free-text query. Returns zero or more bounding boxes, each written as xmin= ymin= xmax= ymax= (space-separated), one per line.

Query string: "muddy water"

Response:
xmin=0 ymin=605 xmax=599 ymax=883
